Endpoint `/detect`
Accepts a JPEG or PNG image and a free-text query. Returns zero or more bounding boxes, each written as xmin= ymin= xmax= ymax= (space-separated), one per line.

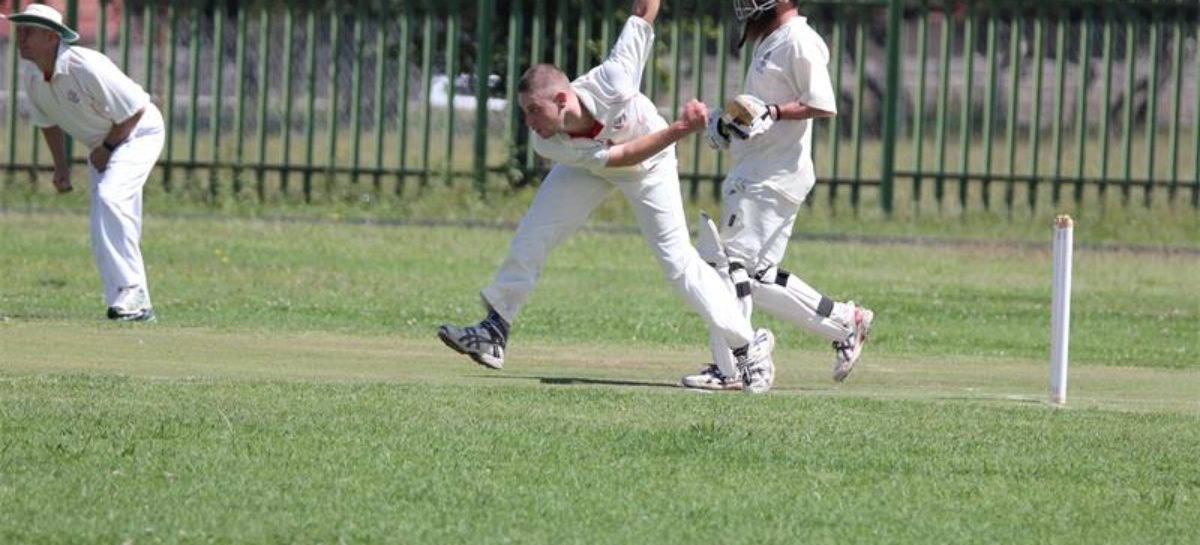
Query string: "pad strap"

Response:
xmin=729 ymin=262 xmax=752 ymax=299
xmin=816 ymin=296 xmax=834 ymax=318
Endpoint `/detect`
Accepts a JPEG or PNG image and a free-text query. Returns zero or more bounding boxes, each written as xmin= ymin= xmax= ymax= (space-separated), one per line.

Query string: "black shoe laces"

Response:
xmin=457 ymin=326 xmax=502 ymax=355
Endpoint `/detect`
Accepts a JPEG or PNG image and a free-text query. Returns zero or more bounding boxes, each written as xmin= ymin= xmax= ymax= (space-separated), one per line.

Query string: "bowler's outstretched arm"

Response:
xmin=606 ymin=99 xmax=707 ymax=167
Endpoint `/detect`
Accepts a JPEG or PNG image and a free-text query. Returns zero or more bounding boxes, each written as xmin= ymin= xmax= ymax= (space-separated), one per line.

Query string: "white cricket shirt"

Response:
xmin=532 ymin=16 xmax=675 ymax=180
xmin=730 ymin=16 xmax=837 ymax=203
xmin=24 ymin=43 xmax=151 ymax=150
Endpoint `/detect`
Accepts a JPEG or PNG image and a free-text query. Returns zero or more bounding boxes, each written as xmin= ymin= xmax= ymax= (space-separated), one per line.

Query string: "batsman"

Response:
xmin=438 ymin=0 xmax=777 ymax=392
xmin=682 ymin=0 xmax=875 ymax=391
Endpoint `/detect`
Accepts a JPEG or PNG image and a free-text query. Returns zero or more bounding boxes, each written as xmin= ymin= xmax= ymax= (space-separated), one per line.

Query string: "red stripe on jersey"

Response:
xmin=568 ymin=121 xmax=604 ymax=140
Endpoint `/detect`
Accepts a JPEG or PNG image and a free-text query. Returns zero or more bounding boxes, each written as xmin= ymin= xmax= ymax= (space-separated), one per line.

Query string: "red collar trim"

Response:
xmin=567 ymin=121 xmax=604 ymax=140
xmin=43 ymin=72 xmax=53 ymax=82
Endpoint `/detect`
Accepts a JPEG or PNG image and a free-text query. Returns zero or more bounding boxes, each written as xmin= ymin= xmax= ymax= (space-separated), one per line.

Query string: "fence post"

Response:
xmin=6 ymin=0 xmax=20 ymax=183
xmin=65 ymin=0 xmax=78 ymax=35
xmin=64 ymin=0 xmax=79 ymax=167
xmin=879 ymin=0 xmax=903 ymax=215
xmin=474 ymin=0 xmax=494 ymax=193
xmin=63 ymin=0 xmax=79 ymax=164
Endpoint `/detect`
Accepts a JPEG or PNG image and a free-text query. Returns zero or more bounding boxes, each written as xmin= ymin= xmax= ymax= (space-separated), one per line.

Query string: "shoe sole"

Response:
xmin=744 ymin=382 xmax=771 ymax=394
xmin=437 ymin=328 xmax=503 ymax=370
xmin=680 ymin=379 xmax=743 ymax=392
xmin=112 ymin=308 xmax=156 ymax=323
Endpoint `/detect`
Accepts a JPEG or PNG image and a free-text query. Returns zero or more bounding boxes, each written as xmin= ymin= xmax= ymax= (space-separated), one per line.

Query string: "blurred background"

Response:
xmin=1 ymin=0 xmax=1197 ymax=243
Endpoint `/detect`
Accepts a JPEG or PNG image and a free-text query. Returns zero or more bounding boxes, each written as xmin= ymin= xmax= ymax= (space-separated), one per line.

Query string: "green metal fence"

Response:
xmin=2 ymin=0 xmax=1198 ymax=213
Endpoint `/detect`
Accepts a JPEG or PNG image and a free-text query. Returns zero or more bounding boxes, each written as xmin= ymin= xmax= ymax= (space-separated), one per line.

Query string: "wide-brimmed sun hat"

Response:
xmin=1 ymin=4 xmax=80 ymax=43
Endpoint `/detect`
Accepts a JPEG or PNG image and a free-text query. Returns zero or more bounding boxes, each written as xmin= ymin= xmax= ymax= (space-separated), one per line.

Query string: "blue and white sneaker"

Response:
xmin=681 ymin=364 xmax=743 ymax=391
xmin=438 ymin=321 xmax=506 ymax=370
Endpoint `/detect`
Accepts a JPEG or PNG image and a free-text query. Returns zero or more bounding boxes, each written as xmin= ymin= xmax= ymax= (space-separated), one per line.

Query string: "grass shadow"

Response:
xmin=538 ymin=376 xmax=681 ymax=389
xmin=479 ymin=374 xmax=680 ymax=390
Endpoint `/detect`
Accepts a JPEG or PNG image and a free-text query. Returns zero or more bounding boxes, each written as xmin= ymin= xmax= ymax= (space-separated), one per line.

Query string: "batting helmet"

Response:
xmin=733 ymin=0 xmax=781 ymax=21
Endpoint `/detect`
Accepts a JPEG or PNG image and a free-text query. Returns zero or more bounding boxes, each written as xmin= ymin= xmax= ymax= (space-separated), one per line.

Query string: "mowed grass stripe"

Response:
xmin=1 ymin=212 xmax=1196 ymax=369
xmin=2 ymin=323 xmax=1196 ymax=414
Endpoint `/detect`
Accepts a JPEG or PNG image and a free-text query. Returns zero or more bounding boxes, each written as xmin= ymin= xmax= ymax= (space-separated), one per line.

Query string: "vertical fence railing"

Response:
xmin=891 ymin=1 xmax=1199 ymax=213
xmin=473 ymin=0 xmax=493 ymax=193
xmin=5 ymin=0 xmax=18 ymax=179
xmin=2 ymin=0 xmax=1197 ymax=213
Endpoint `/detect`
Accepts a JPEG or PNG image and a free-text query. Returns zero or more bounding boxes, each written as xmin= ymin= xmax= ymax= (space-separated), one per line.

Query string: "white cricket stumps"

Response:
xmin=1049 ymin=215 xmax=1074 ymax=405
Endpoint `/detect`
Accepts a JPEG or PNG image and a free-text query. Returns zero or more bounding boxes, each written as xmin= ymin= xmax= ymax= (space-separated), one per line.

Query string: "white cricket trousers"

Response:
xmin=709 ymin=176 xmax=854 ymax=361
xmin=481 ymin=163 xmax=756 ymax=350
xmin=89 ymin=104 xmax=165 ymax=307
xmin=719 ymin=177 xmax=800 ymax=271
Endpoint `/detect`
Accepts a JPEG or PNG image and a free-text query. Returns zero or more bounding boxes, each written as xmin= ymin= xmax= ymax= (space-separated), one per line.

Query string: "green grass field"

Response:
xmin=1 ymin=211 xmax=1197 ymax=544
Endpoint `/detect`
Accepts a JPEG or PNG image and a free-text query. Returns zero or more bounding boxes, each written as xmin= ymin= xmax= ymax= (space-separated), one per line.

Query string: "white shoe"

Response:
xmin=681 ymin=364 xmax=743 ymax=391
xmin=832 ymin=303 xmax=874 ymax=382
xmin=107 ymin=285 xmax=156 ymax=322
xmin=737 ymin=329 xmax=775 ymax=394
xmin=438 ymin=322 xmax=505 ymax=369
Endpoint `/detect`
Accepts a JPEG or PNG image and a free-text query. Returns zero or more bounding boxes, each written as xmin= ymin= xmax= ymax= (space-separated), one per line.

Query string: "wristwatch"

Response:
xmin=102 ymin=140 xmax=120 ymax=152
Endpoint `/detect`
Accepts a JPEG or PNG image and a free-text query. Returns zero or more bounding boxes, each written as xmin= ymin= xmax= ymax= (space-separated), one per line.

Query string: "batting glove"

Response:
xmin=705 ymin=109 xmax=732 ymax=150
xmin=723 ymin=94 xmax=778 ymax=140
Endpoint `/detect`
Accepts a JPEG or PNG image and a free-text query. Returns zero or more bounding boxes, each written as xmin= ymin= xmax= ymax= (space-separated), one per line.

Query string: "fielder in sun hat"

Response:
xmin=1 ymin=3 xmax=80 ymax=43
xmin=5 ymin=2 xmax=166 ymax=323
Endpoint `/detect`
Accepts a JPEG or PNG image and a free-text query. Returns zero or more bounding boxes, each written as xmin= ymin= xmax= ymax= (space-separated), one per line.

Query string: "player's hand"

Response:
xmin=705 ymin=109 xmax=731 ymax=150
xmin=89 ymin=146 xmax=111 ymax=172
xmin=678 ymin=99 xmax=709 ymax=133
xmin=52 ymin=165 xmax=73 ymax=193
xmin=723 ymin=94 xmax=777 ymax=140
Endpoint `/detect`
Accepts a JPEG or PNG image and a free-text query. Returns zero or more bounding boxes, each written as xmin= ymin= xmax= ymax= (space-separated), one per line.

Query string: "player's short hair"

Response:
xmin=518 ymin=64 xmax=570 ymax=97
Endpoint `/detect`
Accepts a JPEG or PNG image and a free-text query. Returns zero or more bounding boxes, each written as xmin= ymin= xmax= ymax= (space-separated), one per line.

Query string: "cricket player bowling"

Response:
xmin=438 ymin=0 xmax=777 ymax=393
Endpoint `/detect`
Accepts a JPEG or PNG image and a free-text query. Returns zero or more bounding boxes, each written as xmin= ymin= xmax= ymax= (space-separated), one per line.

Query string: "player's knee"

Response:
xmin=752 ymin=265 xmax=783 ymax=286
xmin=93 ymin=183 xmax=133 ymax=209
xmin=657 ymin=254 xmax=691 ymax=282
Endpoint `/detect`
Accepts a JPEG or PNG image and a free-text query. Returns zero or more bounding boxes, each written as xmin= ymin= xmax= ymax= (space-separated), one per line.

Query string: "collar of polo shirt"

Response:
xmin=51 ymin=42 xmax=72 ymax=77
